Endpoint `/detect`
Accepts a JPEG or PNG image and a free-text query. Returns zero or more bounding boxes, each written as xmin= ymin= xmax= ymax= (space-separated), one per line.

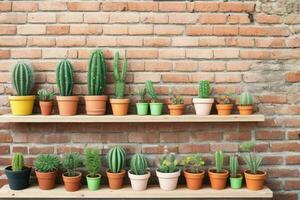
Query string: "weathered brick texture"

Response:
xmin=0 ymin=0 xmax=299 ymax=199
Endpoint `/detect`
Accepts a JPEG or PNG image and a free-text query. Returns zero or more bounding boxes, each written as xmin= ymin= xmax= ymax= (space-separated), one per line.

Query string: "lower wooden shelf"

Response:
xmin=0 ymin=185 xmax=273 ymax=199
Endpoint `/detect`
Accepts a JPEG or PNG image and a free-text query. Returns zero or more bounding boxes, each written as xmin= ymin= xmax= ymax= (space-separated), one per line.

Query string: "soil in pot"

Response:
xmin=36 ymin=170 xmax=57 ymax=190
xmin=238 ymin=106 xmax=253 ymax=115
xmin=193 ymin=98 xmax=214 ymax=116
xmin=56 ymin=96 xmax=80 ymax=116
xmin=168 ymin=104 xmax=185 ymax=116
xmin=86 ymin=174 xmax=101 ymax=191
xmin=106 ymin=169 xmax=126 ymax=189
xmin=244 ymin=170 xmax=266 ymax=190
xmin=156 ymin=169 xmax=180 ymax=191
xmin=149 ymin=103 xmax=163 ymax=116
xmin=230 ymin=174 xmax=243 ymax=189
xmin=62 ymin=172 xmax=82 ymax=192
xmin=184 ymin=170 xmax=205 ymax=190
xmin=5 ymin=166 xmax=31 ymax=190
xmin=84 ymin=96 xmax=107 ymax=115
xmin=216 ymin=104 xmax=233 ymax=115
xmin=39 ymin=101 xmax=53 ymax=116
xmin=208 ymin=169 xmax=229 ymax=190
xmin=9 ymin=96 xmax=35 ymax=116
xmin=110 ymin=99 xmax=130 ymax=116
xmin=128 ymin=170 xmax=150 ymax=191
xmin=136 ymin=103 xmax=149 ymax=116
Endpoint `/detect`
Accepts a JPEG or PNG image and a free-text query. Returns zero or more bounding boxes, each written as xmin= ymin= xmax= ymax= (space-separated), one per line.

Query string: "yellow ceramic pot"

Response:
xmin=9 ymin=96 xmax=35 ymax=115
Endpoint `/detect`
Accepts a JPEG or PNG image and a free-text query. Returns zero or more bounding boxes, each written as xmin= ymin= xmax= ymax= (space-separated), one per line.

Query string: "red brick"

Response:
xmin=128 ymin=2 xmax=158 ymax=11
xmin=186 ymin=49 xmax=212 ymax=59
xmin=29 ymin=146 xmax=54 ymax=155
xmin=214 ymin=26 xmax=238 ymax=36
xmin=127 ymin=49 xmax=158 ymax=59
xmin=199 ymin=61 xmax=226 ymax=72
xmin=87 ymin=36 xmax=116 ymax=47
xmin=84 ymin=13 xmax=109 ymax=23
xmin=260 ymin=94 xmax=287 ymax=104
xmin=17 ymin=25 xmax=46 ymax=35
xmin=159 ymin=49 xmax=185 ymax=59
xmin=200 ymin=14 xmax=227 ymax=24
xmin=162 ymin=74 xmax=189 ymax=83
xmin=214 ymin=48 xmax=239 ymax=59
xmin=28 ymin=37 xmax=55 ymax=47
xmin=117 ymin=37 xmax=143 ymax=47
xmin=219 ymin=2 xmax=255 ymax=12
xmin=286 ymin=156 xmax=300 ymax=164
xmin=228 ymin=14 xmax=250 ymax=24
xmin=145 ymin=61 xmax=172 ymax=72
xmin=144 ymin=37 xmax=171 ymax=47
xmin=110 ymin=13 xmax=139 ymax=23
xmin=70 ymin=25 xmax=102 ymax=35
xmin=240 ymin=27 xmax=289 ymax=37
xmin=193 ymin=2 xmax=219 ymax=12
xmin=173 ymin=37 xmax=198 ymax=47
xmin=154 ymin=25 xmax=184 ymax=35
xmin=179 ymin=144 xmax=210 ymax=153
xmin=142 ymin=145 xmax=178 ymax=154
xmin=190 ymin=73 xmax=214 ymax=83
xmin=224 ymin=131 xmax=252 ymax=141
xmin=28 ymin=13 xmax=56 ymax=23
xmin=215 ymin=73 xmax=242 ymax=83
xmin=0 ymin=13 xmax=27 ymax=24
xmin=128 ymin=25 xmax=153 ymax=35
xmin=175 ymin=62 xmax=198 ymax=72
xmin=285 ymin=72 xmax=300 ymax=83
xmin=0 ymin=145 xmax=9 ymax=155
xmin=256 ymin=131 xmax=285 ymax=140
xmin=12 ymin=2 xmax=38 ymax=11
xmin=240 ymin=50 xmax=270 ymax=59
xmin=103 ymin=25 xmax=128 ymax=35
xmin=12 ymin=146 xmax=28 ymax=154
xmin=211 ymin=143 xmax=238 ymax=152
xmin=67 ymin=2 xmax=100 ymax=11
xmin=42 ymin=48 xmax=77 ymax=59
xmin=285 ymin=14 xmax=300 ymax=24
xmin=134 ymin=73 xmax=160 ymax=83
xmin=257 ymin=14 xmax=282 ymax=24
xmin=57 ymin=13 xmax=83 ymax=23
xmin=159 ymin=2 xmax=186 ymax=12
xmin=191 ymin=131 xmax=223 ymax=141
xmin=11 ymin=49 xmax=41 ymax=59
xmin=0 ymin=50 xmax=10 ymax=59
xmin=255 ymin=38 xmax=285 ymax=48
xmin=57 ymin=146 xmax=83 ymax=154
xmin=287 ymin=131 xmax=300 ymax=140
xmin=0 ymin=2 xmax=11 ymax=11
xmin=284 ymin=180 xmax=300 ymax=190
xmin=128 ymin=132 xmax=159 ymax=143
xmin=101 ymin=2 xmax=127 ymax=11
xmin=186 ymin=26 xmax=213 ymax=36
xmin=160 ymin=132 xmax=189 ymax=143
xmin=56 ymin=36 xmax=85 ymax=47
xmin=0 ymin=25 xmax=16 ymax=35
xmin=141 ymin=13 xmax=168 ymax=24
xmin=271 ymin=143 xmax=300 ymax=152
xmin=46 ymin=25 xmax=70 ymax=35
xmin=169 ymin=13 xmax=197 ymax=24
xmin=39 ymin=2 xmax=67 ymax=11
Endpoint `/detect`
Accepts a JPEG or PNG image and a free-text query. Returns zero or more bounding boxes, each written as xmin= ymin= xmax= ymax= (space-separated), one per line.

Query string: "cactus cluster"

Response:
xmin=239 ymin=91 xmax=253 ymax=106
xmin=215 ymin=150 xmax=224 ymax=173
xmin=198 ymin=80 xmax=211 ymax=98
xmin=158 ymin=149 xmax=178 ymax=173
xmin=229 ymin=155 xmax=239 ymax=178
xmin=12 ymin=62 xmax=34 ymax=96
xmin=12 ymin=153 xmax=24 ymax=172
xmin=87 ymin=49 xmax=107 ymax=96
xmin=56 ymin=60 xmax=74 ymax=96
xmin=181 ymin=154 xmax=205 ymax=173
xmin=107 ymin=146 xmax=126 ymax=173
xmin=113 ymin=51 xmax=128 ymax=99
xmin=240 ymin=141 xmax=262 ymax=174
xmin=145 ymin=80 xmax=158 ymax=102
xmin=62 ymin=153 xmax=81 ymax=177
xmin=34 ymin=154 xmax=60 ymax=173
xmin=130 ymin=153 xmax=148 ymax=175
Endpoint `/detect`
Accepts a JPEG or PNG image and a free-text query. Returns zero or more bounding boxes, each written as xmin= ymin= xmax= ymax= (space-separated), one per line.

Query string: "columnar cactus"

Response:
xmin=113 ymin=51 xmax=128 ymax=99
xmin=12 ymin=153 xmax=24 ymax=172
xmin=239 ymin=91 xmax=253 ymax=106
xmin=87 ymin=49 xmax=107 ymax=96
xmin=12 ymin=62 xmax=34 ymax=96
xmin=56 ymin=60 xmax=74 ymax=96
xmin=215 ymin=150 xmax=224 ymax=173
xmin=145 ymin=80 xmax=158 ymax=101
xmin=107 ymin=146 xmax=126 ymax=173
xmin=130 ymin=153 xmax=148 ymax=175
xmin=198 ymin=80 xmax=210 ymax=98
xmin=229 ymin=155 xmax=238 ymax=178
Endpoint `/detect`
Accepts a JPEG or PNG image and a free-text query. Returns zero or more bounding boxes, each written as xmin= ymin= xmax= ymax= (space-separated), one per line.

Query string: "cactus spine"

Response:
xmin=87 ymin=49 xmax=107 ymax=95
xmin=229 ymin=155 xmax=238 ymax=178
xmin=56 ymin=60 xmax=74 ymax=96
xmin=198 ymin=80 xmax=210 ymax=98
xmin=130 ymin=153 xmax=148 ymax=175
xmin=145 ymin=80 xmax=158 ymax=102
xmin=12 ymin=153 xmax=24 ymax=171
xmin=107 ymin=146 xmax=126 ymax=173
xmin=12 ymin=62 xmax=34 ymax=96
xmin=215 ymin=150 xmax=224 ymax=173
xmin=113 ymin=51 xmax=128 ymax=99
xmin=239 ymin=91 xmax=253 ymax=106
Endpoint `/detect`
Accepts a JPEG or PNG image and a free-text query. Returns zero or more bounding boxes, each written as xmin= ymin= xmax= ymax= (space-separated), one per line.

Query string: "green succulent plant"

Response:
xmin=215 ymin=150 xmax=224 ymax=173
xmin=56 ymin=59 xmax=74 ymax=96
xmin=229 ymin=155 xmax=239 ymax=178
xmin=239 ymin=91 xmax=253 ymax=106
xmin=181 ymin=154 xmax=205 ymax=173
xmin=34 ymin=154 xmax=60 ymax=173
xmin=37 ymin=89 xmax=54 ymax=101
xmin=113 ymin=51 xmax=128 ymax=99
xmin=12 ymin=62 xmax=34 ymax=96
xmin=198 ymin=80 xmax=211 ymax=98
xmin=84 ymin=148 xmax=101 ymax=178
xmin=62 ymin=153 xmax=81 ymax=177
xmin=240 ymin=141 xmax=262 ymax=174
xmin=137 ymin=88 xmax=146 ymax=103
xmin=12 ymin=153 xmax=24 ymax=172
xmin=158 ymin=149 xmax=178 ymax=173
xmin=130 ymin=153 xmax=148 ymax=175
xmin=107 ymin=146 xmax=126 ymax=173
xmin=145 ymin=80 xmax=158 ymax=103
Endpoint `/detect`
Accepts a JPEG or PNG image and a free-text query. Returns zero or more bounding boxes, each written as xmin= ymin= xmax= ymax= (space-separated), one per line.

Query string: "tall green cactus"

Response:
xmin=239 ymin=91 xmax=253 ymax=106
xmin=87 ymin=49 xmax=107 ymax=95
xmin=12 ymin=62 xmax=34 ymax=96
xmin=198 ymin=80 xmax=210 ymax=98
xmin=56 ymin=60 xmax=74 ymax=96
xmin=130 ymin=153 xmax=148 ymax=175
xmin=229 ymin=155 xmax=238 ymax=178
xmin=113 ymin=51 xmax=127 ymax=99
xmin=215 ymin=150 xmax=224 ymax=173
xmin=12 ymin=153 xmax=24 ymax=172
xmin=145 ymin=80 xmax=158 ymax=102
xmin=107 ymin=146 xmax=126 ymax=173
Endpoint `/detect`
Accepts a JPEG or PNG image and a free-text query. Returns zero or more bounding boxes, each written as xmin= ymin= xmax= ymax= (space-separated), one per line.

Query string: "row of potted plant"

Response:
xmin=5 ymin=142 xmax=266 ymax=192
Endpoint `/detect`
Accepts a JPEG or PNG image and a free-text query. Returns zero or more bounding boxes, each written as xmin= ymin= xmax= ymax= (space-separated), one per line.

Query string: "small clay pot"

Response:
xmin=244 ymin=170 xmax=266 ymax=190
xmin=184 ymin=170 xmax=205 ymax=190
xmin=62 ymin=172 xmax=82 ymax=192
xmin=39 ymin=101 xmax=53 ymax=116
xmin=193 ymin=98 xmax=214 ymax=116
xmin=208 ymin=169 xmax=229 ymax=190
xmin=36 ymin=170 xmax=57 ymax=190
xmin=156 ymin=169 xmax=180 ymax=191
xmin=110 ymin=98 xmax=130 ymax=116
xmin=128 ymin=170 xmax=150 ymax=191
xmin=238 ymin=106 xmax=253 ymax=115
xmin=216 ymin=104 xmax=233 ymax=115
xmin=56 ymin=96 xmax=80 ymax=116
xmin=168 ymin=104 xmax=185 ymax=116
xmin=106 ymin=169 xmax=126 ymax=189
xmin=84 ymin=95 xmax=108 ymax=115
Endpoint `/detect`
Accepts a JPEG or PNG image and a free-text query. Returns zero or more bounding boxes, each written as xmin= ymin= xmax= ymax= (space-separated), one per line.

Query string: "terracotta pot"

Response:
xmin=106 ymin=169 xmax=126 ymax=189
xmin=168 ymin=104 xmax=185 ymax=116
xmin=36 ymin=170 xmax=57 ymax=190
xmin=56 ymin=96 xmax=80 ymax=116
xmin=193 ymin=98 xmax=214 ymax=116
xmin=84 ymin=95 xmax=108 ymax=115
xmin=238 ymin=106 xmax=253 ymax=115
xmin=244 ymin=170 xmax=266 ymax=190
xmin=110 ymin=98 xmax=130 ymax=116
xmin=128 ymin=170 xmax=150 ymax=191
xmin=39 ymin=101 xmax=53 ymax=116
xmin=208 ymin=169 xmax=229 ymax=190
xmin=216 ymin=104 xmax=233 ymax=115
xmin=156 ymin=169 xmax=180 ymax=191
xmin=62 ymin=172 xmax=82 ymax=192
xmin=184 ymin=170 xmax=205 ymax=190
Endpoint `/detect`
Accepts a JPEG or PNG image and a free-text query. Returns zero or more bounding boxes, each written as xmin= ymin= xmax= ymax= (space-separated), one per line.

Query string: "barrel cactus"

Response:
xmin=107 ymin=146 xmax=126 ymax=173
xmin=130 ymin=154 xmax=148 ymax=175
xmin=239 ymin=91 xmax=253 ymax=106
xmin=56 ymin=60 xmax=74 ymax=96
xmin=198 ymin=80 xmax=210 ymax=98
xmin=215 ymin=150 xmax=224 ymax=173
xmin=12 ymin=153 xmax=24 ymax=172
xmin=145 ymin=80 xmax=158 ymax=102
xmin=113 ymin=51 xmax=128 ymax=99
xmin=87 ymin=49 xmax=107 ymax=96
xmin=12 ymin=62 xmax=34 ymax=96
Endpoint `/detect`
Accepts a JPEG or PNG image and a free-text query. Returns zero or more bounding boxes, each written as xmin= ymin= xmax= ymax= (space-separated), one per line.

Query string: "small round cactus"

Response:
xmin=107 ymin=146 xmax=126 ymax=173
xmin=130 ymin=153 xmax=148 ymax=175
xmin=239 ymin=91 xmax=253 ymax=106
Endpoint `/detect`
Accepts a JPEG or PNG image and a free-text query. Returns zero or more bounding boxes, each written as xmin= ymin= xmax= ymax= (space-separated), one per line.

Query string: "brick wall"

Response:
xmin=0 ymin=0 xmax=300 ymax=199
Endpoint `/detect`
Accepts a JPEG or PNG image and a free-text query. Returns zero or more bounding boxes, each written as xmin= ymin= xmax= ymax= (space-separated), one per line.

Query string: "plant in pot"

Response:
xmin=56 ymin=60 xmax=79 ymax=116
xmin=5 ymin=153 xmax=31 ymax=190
xmin=181 ymin=154 xmax=205 ymax=190
xmin=34 ymin=154 xmax=60 ymax=190
xmin=240 ymin=141 xmax=266 ymax=190
xmin=156 ymin=148 xmax=180 ymax=191
xmin=216 ymin=94 xmax=234 ymax=116
xmin=229 ymin=154 xmax=242 ymax=189
xmin=128 ymin=153 xmax=150 ymax=191
xmin=84 ymin=49 xmax=107 ymax=115
xmin=238 ymin=91 xmax=254 ymax=115
xmin=110 ymin=51 xmax=130 ymax=116
xmin=193 ymin=80 xmax=214 ymax=116
xmin=168 ymin=94 xmax=185 ymax=116
xmin=84 ymin=148 xmax=101 ymax=191
xmin=106 ymin=146 xmax=126 ymax=189
xmin=9 ymin=62 xmax=35 ymax=116
xmin=136 ymin=88 xmax=149 ymax=116
xmin=62 ymin=152 xmax=82 ymax=192
xmin=208 ymin=150 xmax=229 ymax=190
xmin=37 ymin=89 xmax=55 ymax=116
xmin=145 ymin=80 xmax=163 ymax=116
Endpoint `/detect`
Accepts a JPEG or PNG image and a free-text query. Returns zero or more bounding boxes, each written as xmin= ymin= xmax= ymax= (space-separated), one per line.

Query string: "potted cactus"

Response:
xmin=84 ymin=148 xmax=101 ymax=191
xmin=156 ymin=148 xmax=180 ymax=191
xmin=145 ymin=80 xmax=163 ymax=116
xmin=193 ymin=80 xmax=214 ymax=115
xmin=240 ymin=141 xmax=266 ymax=190
xmin=62 ymin=153 xmax=82 ymax=192
xmin=229 ymin=155 xmax=242 ymax=189
xmin=136 ymin=88 xmax=149 ymax=116
xmin=34 ymin=154 xmax=60 ymax=190
xmin=56 ymin=60 xmax=79 ymax=116
xmin=84 ymin=49 xmax=107 ymax=115
xmin=238 ymin=91 xmax=254 ymax=115
xmin=110 ymin=51 xmax=130 ymax=116
xmin=106 ymin=146 xmax=126 ymax=189
xmin=216 ymin=94 xmax=234 ymax=115
xmin=128 ymin=153 xmax=150 ymax=191
xmin=181 ymin=154 xmax=205 ymax=190
xmin=208 ymin=150 xmax=229 ymax=190
xmin=168 ymin=94 xmax=185 ymax=116
xmin=5 ymin=153 xmax=31 ymax=190
xmin=9 ymin=62 xmax=35 ymax=116
xmin=37 ymin=89 xmax=55 ymax=116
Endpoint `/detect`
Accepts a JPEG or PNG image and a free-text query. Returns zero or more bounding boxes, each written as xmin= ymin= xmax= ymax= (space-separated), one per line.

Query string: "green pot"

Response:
xmin=230 ymin=176 xmax=243 ymax=189
xmin=150 ymin=103 xmax=163 ymax=116
xmin=86 ymin=174 xmax=101 ymax=191
xmin=136 ymin=103 xmax=149 ymax=116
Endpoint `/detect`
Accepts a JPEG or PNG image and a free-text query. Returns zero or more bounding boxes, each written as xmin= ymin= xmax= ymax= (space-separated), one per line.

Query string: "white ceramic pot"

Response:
xmin=193 ymin=98 xmax=214 ymax=116
xmin=128 ymin=170 xmax=150 ymax=191
xmin=156 ymin=169 xmax=180 ymax=191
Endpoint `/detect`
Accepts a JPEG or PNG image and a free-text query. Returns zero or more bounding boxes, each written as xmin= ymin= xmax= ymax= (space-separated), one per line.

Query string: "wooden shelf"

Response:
xmin=0 ymin=185 xmax=273 ymax=199
xmin=0 ymin=114 xmax=265 ymax=123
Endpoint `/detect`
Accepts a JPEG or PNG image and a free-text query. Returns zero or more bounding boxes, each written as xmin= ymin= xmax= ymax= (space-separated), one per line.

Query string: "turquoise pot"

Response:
xmin=86 ymin=174 xmax=101 ymax=191
xmin=150 ymin=103 xmax=163 ymax=116
xmin=136 ymin=103 xmax=149 ymax=116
